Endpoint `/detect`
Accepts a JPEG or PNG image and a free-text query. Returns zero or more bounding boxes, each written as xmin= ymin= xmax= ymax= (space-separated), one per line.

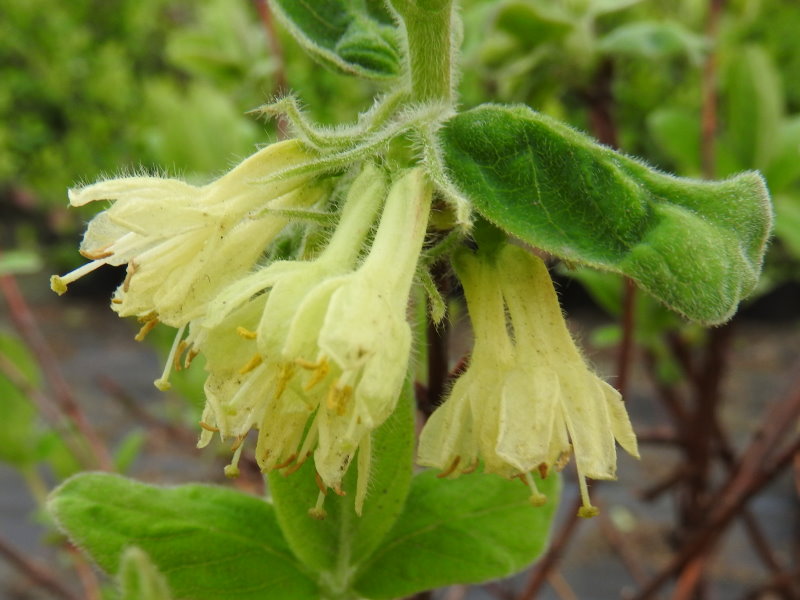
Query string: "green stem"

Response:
xmin=392 ymin=0 xmax=455 ymax=103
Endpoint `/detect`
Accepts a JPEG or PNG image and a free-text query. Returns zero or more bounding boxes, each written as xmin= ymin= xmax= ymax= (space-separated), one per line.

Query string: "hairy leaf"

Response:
xmin=353 ymin=470 xmax=559 ymax=599
xmin=48 ymin=474 xmax=318 ymax=600
xmin=269 ymin=0 xmax=401 ymax=80
xmin=119 ymin=547 xmax=173 ymax=600
xmin=439 ymin=104 xmax=772 ymax=324
xmin=599 ymin=21 xmax=706 ymax=62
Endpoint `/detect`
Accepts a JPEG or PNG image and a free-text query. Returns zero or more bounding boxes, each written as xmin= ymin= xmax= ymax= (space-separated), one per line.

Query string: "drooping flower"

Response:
xmin=51 ymin=140 xmax=324 ymax=328
xmin=194 ymin=166 xmax=432 ymax=514
xmin=418 ymin=244 xmax=638 ymax=517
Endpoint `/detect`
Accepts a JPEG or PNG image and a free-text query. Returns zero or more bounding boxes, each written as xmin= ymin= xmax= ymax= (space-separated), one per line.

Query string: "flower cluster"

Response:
xmin=55 ymin=134 xmax=637 ymax=518
xmin=418 ymin=244 xmax=639 ymax=517
xmin=53 ymin=143 xmax=432 ymax=515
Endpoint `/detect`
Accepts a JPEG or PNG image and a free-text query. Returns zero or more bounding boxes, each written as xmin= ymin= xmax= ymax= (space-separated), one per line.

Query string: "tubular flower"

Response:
xmin=50 ymin=140 xmax=322 ymax=328
xmin=418 ymin=244 xmax=639 ymax=517
xmin=194 ymin=167 xmax=432 ymax=515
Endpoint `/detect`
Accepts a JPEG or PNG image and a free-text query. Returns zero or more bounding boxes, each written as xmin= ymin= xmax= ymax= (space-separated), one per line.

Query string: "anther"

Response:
xmin=462 ymin=458 xmax=479 ymax=474
xmin=184 ymin=349 xmax=199 ymax=369
xmin=238 ymin=353 xmax=263 ymax=375
xmin=274 ymin=454 xmax=297 ymax=469
xmin=437 ymin=456 xmax=461 ymax=478
xmin=236 ymin=326 xmax=257 ymax=340
xmin=303 ymin=359 xmax=330 ymax=392
xmin=314 ymin=471 xmax=328 ymax=495
xmin=199 ymin=421 xmax=219 ymax=432
xmin=80 ymin=248 xmax=114 ymax=260
xmin=172 ymin=340 xmax=189 ymax=371
xmin=274 ymin=363 xmax=295 ymax=400
xmin=122 ymin=261 xmax=138 ymax=292
xmin=134 ymin=319 xmax=158 ymax=342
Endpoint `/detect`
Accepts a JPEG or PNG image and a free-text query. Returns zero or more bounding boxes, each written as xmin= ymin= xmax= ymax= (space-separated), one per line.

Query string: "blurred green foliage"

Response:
xmin=0 ymin=0 xmax=377 ymax=263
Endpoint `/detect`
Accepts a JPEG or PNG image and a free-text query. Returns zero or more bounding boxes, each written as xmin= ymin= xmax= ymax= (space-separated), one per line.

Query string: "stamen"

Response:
xmin=184 ymin=348 xmax=199 ymax=369
xmin=326 ymin=383 xmax=353 ymax=416
xmin=576 ymin=475 xmax=599 ymax=518
xmin=274 ymin=453 xmax=297 ymax=469
xmin=122 ymin=261 xmax=138 ymax=292
xmin=238 ymin=353 xmax=263 ymax=375
xmin=236 ymin=326 xmax=257 ymax=339
xmin=154 ymin=325 xmax=186 ymax=391
xmin=111 ymin=297 xmax=123 ymax=305
xmin=523 ymin=472 xmax=548 ymax=507
xmin=50 ymin=260 xmax=106 ymax=295
xmin=80 ymin=246 xmax=114 ymax=260
xmin=437 ymin=456 xmax=461 ymax=478
xmin=172 ymin=340 xmax=188 ymax=371
xmin=199 ymin=421 xmax=219 ymax=432
xmin=308 ymin=491 xmax=327 ymax=520
xmin=332 ymin=485 xmax=346 ymax=497
xmin=274 ymin=363 xmax=295 ymax=400
xmin=230 ymin=436 xmax=245 ymax=452
xmin=303 ymin=358 xmax=330 ymax=391
xmin=537 ymin=463 xmax=549 ymax=479
xmin=295 ymin=358 xmax=321 ymax=369
xmin=134 ymin=318 xmax=158 ymax=342
xmin=281 ymin=455 xmax=308 ymax=475
xmin=461 ymin=458 xmax=479 ymax=475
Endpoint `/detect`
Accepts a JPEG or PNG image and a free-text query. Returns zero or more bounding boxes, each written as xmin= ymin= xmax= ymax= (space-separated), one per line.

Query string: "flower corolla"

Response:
xmin=418 ymin=244 xmax=639 ymax=517
xmin=51 ymin=140 xmax=323 ymax=328
xmin=194 ymin=166 xmax=432 ymax=514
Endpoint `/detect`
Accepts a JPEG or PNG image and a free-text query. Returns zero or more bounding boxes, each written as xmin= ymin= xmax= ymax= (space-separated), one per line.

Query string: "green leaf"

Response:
xmin=724 ymin=45 xmax=783 ymax=171
xmin=774 ymin=193 xmax=800 ymax=260
xmin=119 ymin=547 xmax=173 ymax=600
xmin=112 ymin=430 xmax=145 ymax=474
xmin=494 ymin=2 xmax=572 ymax=46
xmin=48 ymin=474 xmax=319 ymax=600
xmin=764 ymin=115 xmax=800 ymax=192
xmin=353 ymin=470 xmax=560 ymax=599
xmin=647 ymin=108 xmax=701 ymax=175
xmin=439 ymin=104 xmax=772 ymax=325
xmin=587 ymin=0 xmax=643 ymax=16
xmin=0 ymin=333 xmax=43 ymax=467
xmin=269 ymin=0 xmax=401 ymax=80
xmin=599 ymin=21 xmax=706 ymax=63
xmin=268 ymin=380 xmax=415 ymax=583
xmin=0 ymin=250 xmax=43 ymax=276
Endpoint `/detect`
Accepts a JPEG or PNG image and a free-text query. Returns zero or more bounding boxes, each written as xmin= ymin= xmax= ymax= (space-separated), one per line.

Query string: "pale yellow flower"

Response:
xmin=194 ymin=166 xmax=432 ymax=515
xmin=418 ymin=245 xmax=639 ymax=517
xmin=51 ymin=140 xmax=322 ymax=328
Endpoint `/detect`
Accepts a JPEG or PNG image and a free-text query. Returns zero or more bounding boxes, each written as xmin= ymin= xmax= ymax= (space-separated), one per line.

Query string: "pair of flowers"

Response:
xmin=53 ymin=139 xmax=637 ymax=517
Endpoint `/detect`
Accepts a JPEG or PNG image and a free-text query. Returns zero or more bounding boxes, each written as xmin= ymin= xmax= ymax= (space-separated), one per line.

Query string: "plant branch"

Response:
xmin=0 ymin=536 xmax=81 ymax=600
xmin=0 ymin=273 xmax=113 ymax=470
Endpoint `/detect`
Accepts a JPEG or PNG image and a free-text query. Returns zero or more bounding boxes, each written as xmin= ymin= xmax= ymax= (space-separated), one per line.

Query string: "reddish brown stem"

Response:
xmin=0 ymin=274 xmax=113 ymax=470
xmin=518 ymin=495 xmax=584 ymax=600
xmin=615 ymin=277 xmax=637 ymax=398
xmin=629 ymin=376 xmax=800 ymax=600
xmin=0 ymin=536 xmax=81 ymax=600
xmin=253 ymin=0 xmax=290 ymax=138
